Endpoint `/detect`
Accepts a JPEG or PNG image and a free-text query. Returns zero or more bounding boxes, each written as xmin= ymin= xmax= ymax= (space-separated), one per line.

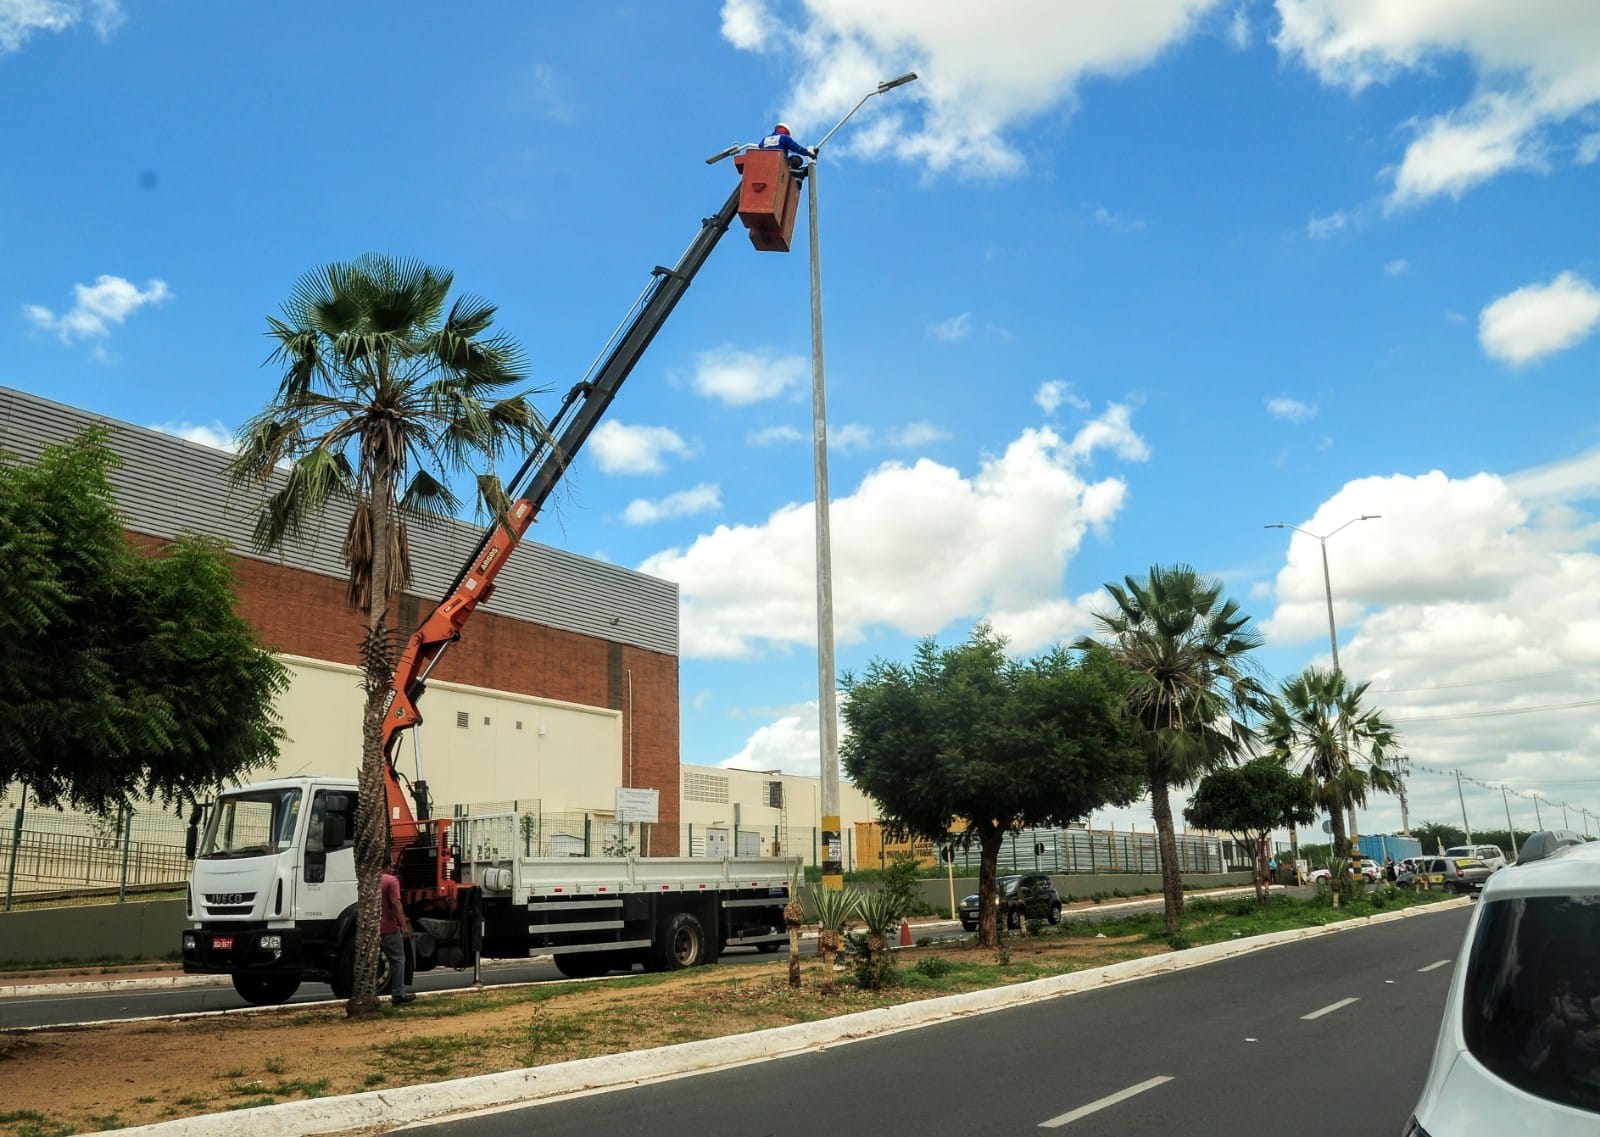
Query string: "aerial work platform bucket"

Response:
xmin=735 ymin=149 xmax=801 ymax=253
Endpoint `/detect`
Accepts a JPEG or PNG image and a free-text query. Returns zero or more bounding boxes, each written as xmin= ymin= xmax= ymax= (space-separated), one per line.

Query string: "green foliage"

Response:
xmin=840 ymin=624 xmax=1143 ymax=946
xmin=914 ymin=955 xmax=953 ymax=979
xmin=880 ymin=851 xmax=933 ymax=916
xmin=0 ymin=428 xmax=287 ymax=811
xmin=1078 ymin=564 xmax=1269 ymax=934
xmin=1264 ymin=667 xmax=1404 ymax=858
xmin=807 ymin=884 xmax=861 ymax=935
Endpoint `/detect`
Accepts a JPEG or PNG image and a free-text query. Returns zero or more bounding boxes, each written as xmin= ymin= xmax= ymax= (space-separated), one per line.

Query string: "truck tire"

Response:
xmin=657 ymin=912 xmax=707 ymax=971
xmin=231 ymin=974 xmax=301 ymax=1006
xmin=332 ymin=934 xmax=411 ymax=999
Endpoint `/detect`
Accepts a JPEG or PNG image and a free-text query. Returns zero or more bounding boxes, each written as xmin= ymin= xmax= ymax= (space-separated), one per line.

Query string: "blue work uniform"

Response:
xmin=758 ymin=132 xmax=814 ymax=173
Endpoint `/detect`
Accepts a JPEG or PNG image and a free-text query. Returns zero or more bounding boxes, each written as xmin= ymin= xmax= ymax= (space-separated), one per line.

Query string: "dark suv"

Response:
xmin=958 ymin=872 xmax=1063 ymax=931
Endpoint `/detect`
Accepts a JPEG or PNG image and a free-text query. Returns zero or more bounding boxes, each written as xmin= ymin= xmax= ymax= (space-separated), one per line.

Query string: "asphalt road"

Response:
xmin=398 ymin=904 xmax=1473 ymax=1137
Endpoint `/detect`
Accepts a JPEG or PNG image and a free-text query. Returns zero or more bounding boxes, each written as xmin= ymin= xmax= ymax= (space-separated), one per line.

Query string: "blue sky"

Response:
xmin=5 ymin=1 xmax=1599 ymax=842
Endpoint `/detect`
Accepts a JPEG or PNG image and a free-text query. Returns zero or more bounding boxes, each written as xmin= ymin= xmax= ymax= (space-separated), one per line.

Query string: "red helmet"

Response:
xmin=773 ymin=123 xmax=791 ymax=135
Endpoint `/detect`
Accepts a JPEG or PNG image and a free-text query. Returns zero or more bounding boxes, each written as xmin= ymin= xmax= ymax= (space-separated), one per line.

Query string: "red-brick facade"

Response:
xmin=128 ymin=533 xmax=682 ymax=853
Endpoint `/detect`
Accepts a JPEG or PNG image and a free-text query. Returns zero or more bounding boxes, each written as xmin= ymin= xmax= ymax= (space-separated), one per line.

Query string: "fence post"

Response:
xmin=4 ymin=790 xmax=24 ymax=912
xmin=118 ymin=804 xmax=132 ymax=903
xmin=583 ymin=814 xmax=592 ymax=858
xmin=773 ymin=824 xmax=780 ymax=856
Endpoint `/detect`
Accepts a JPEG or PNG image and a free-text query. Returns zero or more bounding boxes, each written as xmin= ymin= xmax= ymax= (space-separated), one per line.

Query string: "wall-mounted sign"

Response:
xmin=615 ymin=787 xmax=660 ymax=824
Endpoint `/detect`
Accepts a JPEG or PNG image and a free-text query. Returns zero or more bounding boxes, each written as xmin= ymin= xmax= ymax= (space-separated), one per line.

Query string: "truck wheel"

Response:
xmin=755 ymin=940 xmax=782 ymax=954
xmin=657 ymin=913 xmax=707 ymax=970
xmin=231 ymin=974 xmax=300 ymax=1006
xmin=332 ymin=935 xmax=393 ymax=1000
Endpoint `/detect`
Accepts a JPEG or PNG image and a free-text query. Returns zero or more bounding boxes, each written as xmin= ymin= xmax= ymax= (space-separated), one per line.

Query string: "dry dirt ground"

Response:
xmin=0 ymin=936 xmax=1157 ymax=1134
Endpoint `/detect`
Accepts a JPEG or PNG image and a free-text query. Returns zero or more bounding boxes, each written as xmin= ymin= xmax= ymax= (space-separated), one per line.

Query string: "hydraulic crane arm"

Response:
xmin=382 ymin=184 xmax=743 ymax=826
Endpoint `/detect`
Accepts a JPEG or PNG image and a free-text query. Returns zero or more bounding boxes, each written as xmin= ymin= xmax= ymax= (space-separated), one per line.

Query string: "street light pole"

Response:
xmin=807 ymin=72 xmax=917 ymax=892
xmin=1266 ymin=514 xmax=1380 ymax=856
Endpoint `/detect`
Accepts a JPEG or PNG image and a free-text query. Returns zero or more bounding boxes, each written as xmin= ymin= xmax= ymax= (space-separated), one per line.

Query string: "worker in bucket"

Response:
xmin=380 ymin=860 xmax=415 ymax=1005
xmin=758 ymin=123 xmax=815 ymax=177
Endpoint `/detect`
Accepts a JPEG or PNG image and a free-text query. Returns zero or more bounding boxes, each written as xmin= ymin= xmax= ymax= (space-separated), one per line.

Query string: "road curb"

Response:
xmin=86 ymin=896 xmax=1471 ymax=1137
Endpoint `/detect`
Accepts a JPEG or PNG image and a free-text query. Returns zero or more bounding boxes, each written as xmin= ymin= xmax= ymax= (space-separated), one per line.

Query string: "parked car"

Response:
xmin=1443 ymin=844 xmax=1508 ymax=873
xmin=1308 ymin=860 xmax=1380 ymax=884
xmin=1417 ymin=855 xmax=1492 ymax=894
xmin=1394 ymin=857 xmax=1428 ymax=885
xmin=1407 ymin=831 xmax=1600 ymax=1136
xmin=957 ymin=872 xmax=1063 ymax=931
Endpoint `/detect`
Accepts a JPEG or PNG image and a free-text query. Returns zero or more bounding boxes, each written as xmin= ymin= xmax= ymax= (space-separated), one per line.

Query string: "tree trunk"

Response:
xmin=818 ymin=929 xmax=839 ymax=994
xmin=1150 ymin=775 xmax=1184 ymax=936
xmin=977 ymin=826 xmax=1004 ymax=949
xmin=347 ymin=474 xmax=395 ymax=1019
xmin=1253 ymin=841 xmax=1268 ymax=904
xmin=784 ymin=898 xmax=803 ymax=989
xmin=1289 ymin=824 xmax=1302 ymax=885
xmin=1328 ymin=804 xmax=1350 ymax=910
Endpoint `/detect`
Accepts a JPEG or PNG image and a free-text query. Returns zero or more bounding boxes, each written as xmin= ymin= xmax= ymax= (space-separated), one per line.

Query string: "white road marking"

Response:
xmin=1418 ymin=959 xmax=1452 ymax=973
xmin=1039 ymin=1075 xmax=1174 ymax=1128
xmin=1301 ymin=997 xmax=1359 ymax=1020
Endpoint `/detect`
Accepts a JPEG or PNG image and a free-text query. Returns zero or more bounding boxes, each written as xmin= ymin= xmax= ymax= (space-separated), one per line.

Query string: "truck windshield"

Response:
xmin=1462 ymin=895 xmax=1600 ymax=1114
xmin=199 ymin=788 xmax=302 ymax=859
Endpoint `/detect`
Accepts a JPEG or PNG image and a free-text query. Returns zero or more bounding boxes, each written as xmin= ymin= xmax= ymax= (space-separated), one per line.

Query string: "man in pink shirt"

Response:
xmin=380 ymin=863 xmax=414 ymax=1005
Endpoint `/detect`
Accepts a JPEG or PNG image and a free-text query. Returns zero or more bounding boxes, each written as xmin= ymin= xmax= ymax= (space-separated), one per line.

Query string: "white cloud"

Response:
xmin=150 ymin=420 xmax=235 ymax=451
xmin=690 ymin=345 xmax=805 ymax=406
xmin=830 ymin=423 xmax=873 ymax=453
xmin=588 ymin=420 xmax=693 ymax=475
xmin=721 ymin=0 xmax=1223 ymax=177
xmin=1275 ymin=0 xmax=1600 ymax=207
xmin=1384 ymin=258 xmax=1410 ymax=276
xmin=0 ymin=0 xmax=123 ymax=54
xmin=887 ymin=421 xmax=951 ymax=448
xmin=24 ymin=274 xmax=170 ymax=344
xmin=1306 ymin=209 xmax=1347 ymax=239
xmin=746 ymin=424 xmax=805 ymax=447
xmin=928 ymin=312 xmax=973 ymax=341
xmin=639 ymin=404 xmax=1148 ymax=660
xmin=1261 ymin=463 xmax=1600 ymax=836
xmin=1226 ymin=4 xmax=1252 ymax=50
xmin=622 ymin=483 xmax=722 ymax=526
xmin=718 ymin=703 xmax=827 ymax=776
xmin=1478 ymin=271 xmax=1600 ymax=367
xmin=1035 ymin=379 xmax=1089 ymax=416
xmin=1091 ymin=205 xmax=1148 ymax=234
xmin=1267 ymin=396 xmax=1318 ymax=423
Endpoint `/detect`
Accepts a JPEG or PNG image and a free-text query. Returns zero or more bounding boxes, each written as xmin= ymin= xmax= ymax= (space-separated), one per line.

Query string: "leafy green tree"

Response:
xmin=1078 ymin=565 xmax=1269 ymax=935
xmin=0 ymin=428 xmax=286 ymax=812
xmin=840 ymin=625 xmax=1143 ymax=948
xmin=1413 ymin=821 xmax=1467 ymax=854
xmin=1263 ymin=667 xmax=1402 ymax=866
xmin=1185 ymin=756 xmax=1316 ymax=902
xmin=228 ymin=254 xmax=542 ymax=1018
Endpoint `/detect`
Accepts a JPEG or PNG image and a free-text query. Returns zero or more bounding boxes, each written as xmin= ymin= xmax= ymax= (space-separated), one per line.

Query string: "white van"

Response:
xmin=1443 ymin=844 xmax=1507 ymax=873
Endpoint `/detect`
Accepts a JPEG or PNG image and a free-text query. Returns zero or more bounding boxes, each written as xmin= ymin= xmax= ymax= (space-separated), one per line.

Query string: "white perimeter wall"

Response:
xmin=268 ymin=656 xmax=623 ymax=814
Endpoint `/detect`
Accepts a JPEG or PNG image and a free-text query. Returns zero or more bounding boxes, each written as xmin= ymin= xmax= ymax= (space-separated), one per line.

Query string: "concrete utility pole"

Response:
xmin=807 ymin=71 xmax=918 ymax=891
xmin=1456 ymin=770 xmax=1473 ymax=843
xmin=1265 ymin=515 xmax=1380 ymax=856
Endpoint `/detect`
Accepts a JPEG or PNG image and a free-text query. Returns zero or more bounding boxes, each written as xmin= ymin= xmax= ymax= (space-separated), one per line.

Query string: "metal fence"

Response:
xmin=3 ymin=783 xmax=1235 ymax=911
xmin=1 ymin=790 xmax=191 ymax=910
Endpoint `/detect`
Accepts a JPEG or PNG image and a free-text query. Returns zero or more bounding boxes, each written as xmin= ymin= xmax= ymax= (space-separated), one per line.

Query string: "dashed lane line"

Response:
xmin=1038 ymin=1075 xmax=1174 ymax=1128
xmin=1301 ymin=997 xmax=1359 ymax=1020
xmin=1418 ymin=959 xmax=1452 ymax=973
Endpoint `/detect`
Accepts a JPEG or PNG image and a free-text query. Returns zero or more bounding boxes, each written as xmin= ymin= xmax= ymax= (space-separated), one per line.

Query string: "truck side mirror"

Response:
xmin=184 ymin=804 xmax=204 ymax=861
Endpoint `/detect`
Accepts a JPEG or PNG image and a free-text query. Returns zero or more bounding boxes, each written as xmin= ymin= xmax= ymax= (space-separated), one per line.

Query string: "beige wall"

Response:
xmin=268 ymin=656 xmax=623 ymax=813
xmin=678 ymin=763 xmax=879 ymax=857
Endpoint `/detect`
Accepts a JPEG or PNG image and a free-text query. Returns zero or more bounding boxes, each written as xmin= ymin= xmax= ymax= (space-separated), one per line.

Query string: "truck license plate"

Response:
xmin=213 ymin=936 xmax=234 ymax=950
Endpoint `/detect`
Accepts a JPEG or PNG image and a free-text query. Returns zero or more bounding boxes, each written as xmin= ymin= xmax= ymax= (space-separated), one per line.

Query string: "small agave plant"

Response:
xmin=808 ymin=884 xmax=861 ymax=993
xmin=855 ymin=887 xmax=904 ymax=991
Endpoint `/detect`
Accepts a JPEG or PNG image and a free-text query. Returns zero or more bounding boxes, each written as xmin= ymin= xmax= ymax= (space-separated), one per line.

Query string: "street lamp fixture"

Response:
xmin=808 ymin=71 xmax=918 ymax=890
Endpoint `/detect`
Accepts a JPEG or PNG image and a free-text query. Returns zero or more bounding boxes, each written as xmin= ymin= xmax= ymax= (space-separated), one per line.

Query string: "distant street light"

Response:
xmin=1266 ymin=514 xmax=1381 ymax=850
xmin=808 ymin=71 xmax=918 ymax=891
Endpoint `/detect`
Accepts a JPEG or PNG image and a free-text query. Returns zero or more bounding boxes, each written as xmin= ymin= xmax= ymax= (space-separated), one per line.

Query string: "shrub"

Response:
xmin=914 ymin=956 xmax=953 ymax=979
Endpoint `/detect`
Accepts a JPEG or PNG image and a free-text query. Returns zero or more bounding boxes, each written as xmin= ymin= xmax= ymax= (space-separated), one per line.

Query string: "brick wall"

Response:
xmin=127 ymin=533 xmax=682 ymax=853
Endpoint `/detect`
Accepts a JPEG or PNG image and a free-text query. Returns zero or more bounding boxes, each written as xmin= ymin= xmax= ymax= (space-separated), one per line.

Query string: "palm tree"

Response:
xmin=1264 ymin=667 xmax=1403 ymax=876
xmin=228 ymin=254 xmax=542 ymax=1018
xmin=1080 ymin=565 xmax=1268 ymax=936
xmin=808 ymin=884 xmax=861 ymax=994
